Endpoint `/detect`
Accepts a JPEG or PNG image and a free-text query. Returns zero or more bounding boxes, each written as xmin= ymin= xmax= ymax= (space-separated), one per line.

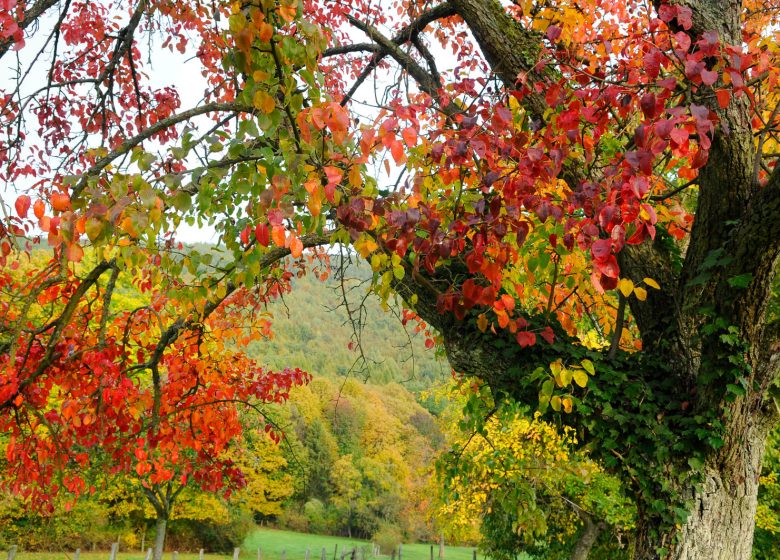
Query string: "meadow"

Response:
xmin=8 ymin=527 xmax=525 ymax=560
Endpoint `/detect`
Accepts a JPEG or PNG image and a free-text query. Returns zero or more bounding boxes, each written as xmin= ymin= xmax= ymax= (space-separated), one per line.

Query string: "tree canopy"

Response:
xmin=1 ymin=0 xmax=780 ymax=559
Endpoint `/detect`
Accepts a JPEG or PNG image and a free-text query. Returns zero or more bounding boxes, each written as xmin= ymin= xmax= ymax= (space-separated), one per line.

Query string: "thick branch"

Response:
xmin=0 ymin=0 xmax=59 ymax=60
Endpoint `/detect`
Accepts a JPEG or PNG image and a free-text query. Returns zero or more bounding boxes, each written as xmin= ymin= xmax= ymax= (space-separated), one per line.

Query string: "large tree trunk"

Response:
xmin=153 ymin=515 xmax=168 ymax=560
xmin=633 ymin=405 xmax=771 ymax=560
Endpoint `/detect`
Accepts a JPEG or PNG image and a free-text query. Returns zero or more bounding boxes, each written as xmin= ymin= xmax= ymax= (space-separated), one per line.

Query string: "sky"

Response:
xmin=0 ymin=2 xmax=456 ymax=245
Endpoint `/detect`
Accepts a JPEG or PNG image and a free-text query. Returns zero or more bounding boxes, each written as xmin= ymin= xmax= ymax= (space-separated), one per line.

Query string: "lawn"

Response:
xmin=242 ymin=528 xmax=481 ymax=560
xmin=9 ymin=527 xmax=531 ymax=560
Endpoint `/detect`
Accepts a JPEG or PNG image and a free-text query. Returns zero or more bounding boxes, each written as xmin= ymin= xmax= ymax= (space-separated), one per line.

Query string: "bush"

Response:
xmin=278 ymin=507 xmax=310 ymax=534
xmin=167 ymin=508 xmax=255 ymax=553
xmin=372 ymin=523 xmax=402 ymax=554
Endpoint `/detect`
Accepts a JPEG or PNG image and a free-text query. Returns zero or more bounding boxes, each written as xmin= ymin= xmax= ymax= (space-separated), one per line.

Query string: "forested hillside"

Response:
xmin=250 ymin=264 xmax=446 ymax=391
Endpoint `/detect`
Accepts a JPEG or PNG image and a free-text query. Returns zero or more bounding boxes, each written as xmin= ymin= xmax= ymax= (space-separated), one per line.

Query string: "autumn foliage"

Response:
xmin=2 ymin=0 xmax=780 ymax=557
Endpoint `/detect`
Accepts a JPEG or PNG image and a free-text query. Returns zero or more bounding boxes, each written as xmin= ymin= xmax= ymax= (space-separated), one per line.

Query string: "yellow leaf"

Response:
xmin=581 ymin=359 xmax=595 ymax=375
xmin=550 ymin=396 xmax=561 ymax=412
xmin=644 ymin=277 xmax=660 ymax=289
xmin=354 ymin=235 xmax=378 ymax=258
xmin=618 ymin=278 xmax=634 ymax=297
xmin=253 ymin=90 xmax=276 ymax=114
xmin=634 ymin=287 xmax=648 ymax=301
xmin=562 ymin=397 xmax=573 ymax=414
xmin=573 ymin=369 xmax=588 ymax=388
xmin=477 ymin=314 xmax=488 ymax=333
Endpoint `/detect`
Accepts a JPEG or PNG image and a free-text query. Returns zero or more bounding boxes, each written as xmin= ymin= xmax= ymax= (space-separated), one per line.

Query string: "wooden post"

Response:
xmin=438 ymin=536 xmax=444 ymax=560
xmin=145 ymin=548 xmax=153 ymax=560
xmin=7 ymin=546 xmax=17 ymax=560
xmin=172 ymin=552 xmax=178 ymax=560
xmin=233 ymin=547 xmax=241 ymax=560
xmin=305 ymin=548 xmax=310 ymax=560
xmin=281 ymin=550 xmax=286 ymax=560
xmin=351 ymin=548 xmax=356 ymax=560
xmin=321 ymin=547 xmax=327 ymax=560
xmin=258 ymin=548 xmax=263 ymax=560
xmin=333 ymin=544 xmax=338 ymax=560
xmin=398 ymin=544 xmax=402 ymax=560
xmin=199 ymin=550 xmax=204 ymax=560
xmin=74 ymin=549 xmax=80 ymax=560
xmin=472 ymin=550 xmax=477 ymax=560
xmin=390 ymin=548 xmax=395 ymax=560
xmin=109 ymin=542 xmax=119 ymax=560
xmin=430 ymin=545 xmax=434 ymax=560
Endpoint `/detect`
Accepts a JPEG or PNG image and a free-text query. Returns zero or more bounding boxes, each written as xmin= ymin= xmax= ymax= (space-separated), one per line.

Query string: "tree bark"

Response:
xmin=153 ymin=515 xmax=168 ymax=560
xmin=570 ymin=515 xmax=604 ymax=560
xmin=631 ymin=403 xmax=771 ymax=560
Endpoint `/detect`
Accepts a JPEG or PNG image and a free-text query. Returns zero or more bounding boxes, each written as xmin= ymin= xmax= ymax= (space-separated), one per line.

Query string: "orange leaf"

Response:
xmin=401 ymin=127 xmax=418 ymax=147
xmin=290 ymin=236 xmax=303 ymax=258
xmin=272 ymin=225 xmax=286 ymax=247
xmin=51 ymin=192 xmax=70 ymax=212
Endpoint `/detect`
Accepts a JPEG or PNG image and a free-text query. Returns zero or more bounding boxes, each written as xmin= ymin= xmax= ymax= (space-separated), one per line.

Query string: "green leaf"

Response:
xmin=581 ymin=359 xmax=595 ymax=376
xmin=727 ymin=274 xmax=753 ymax=288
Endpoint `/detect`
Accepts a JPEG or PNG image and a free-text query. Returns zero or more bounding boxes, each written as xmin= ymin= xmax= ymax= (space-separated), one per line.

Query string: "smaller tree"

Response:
xmin=437 ymin=398 xmax=634 ymax=560
xmin=0 ymin=256 xmax=309 ymax=560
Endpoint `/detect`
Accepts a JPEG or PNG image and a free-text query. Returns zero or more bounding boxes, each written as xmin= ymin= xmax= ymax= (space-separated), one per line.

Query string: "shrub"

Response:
xmin=372 ymin=523 xmax=403 ymax=554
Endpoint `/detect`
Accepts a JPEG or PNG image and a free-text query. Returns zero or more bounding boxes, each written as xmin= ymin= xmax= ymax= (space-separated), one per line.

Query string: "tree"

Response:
xmin=1 ymin=1 xmax=779 ymax=559
xmin=436 ymin=400 xmax=635 ymax=560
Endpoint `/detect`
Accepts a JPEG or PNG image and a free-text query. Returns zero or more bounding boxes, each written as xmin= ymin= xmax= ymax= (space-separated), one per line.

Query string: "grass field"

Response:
xmin=9 ymin=526 xmax=528 ymax=560
xmin=242 ymin=528 xmax=485 ymax=560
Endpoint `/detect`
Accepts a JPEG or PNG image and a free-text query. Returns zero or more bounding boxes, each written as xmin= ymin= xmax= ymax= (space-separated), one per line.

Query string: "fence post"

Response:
xmin=430 ymin=545 xmax=434 ymax=560
xmin=281 ymin=550 xmax=286 ymax=560
xmin=351 ymin=548 xmax=356 ymax=560
xmin=199 ymin=550 xmax=204 ymax=560
xmin=233 ymin=547 xmax=241 ymax=560
xmin=321 ymin=547 xmax=326 ymax=560
xmin=258 ymin=548 xmax=263 ymax=560
xmin=7 ymin=545 xmax=17 ymax=560
xmin=438 ymin=536 xmax=444 ymax=560
xmin=74 ymin=549 xmax=81 ymax=560
xmin=172 ymin=552 xmax=178 ymax=560
xmin=472 ymin=550 xmax=477 ymax=560
xmin=145 ymin=548 xmax=153 ymax=560
xmin=398 ymin=544 xmax=402 ymax=560
xmin=390 ymin=548 xmax=396 ymax=560
xmin=306 ymin=548 xmax=310 ymax=560
xmin=109 ymin=542 xmax=119 ymax=560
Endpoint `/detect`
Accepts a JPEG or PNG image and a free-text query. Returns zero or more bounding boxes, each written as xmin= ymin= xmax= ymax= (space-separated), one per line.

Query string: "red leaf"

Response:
xmin=15 ymin=195 xmax=30 ymax=219
xmin=716 ymin=89 xmax=731 ymax=109
xmin=516 ymin=331 xmax=536 ymax=348
xmin=595 ymin=254 xmax=620 ymax=278
xmin=700 ymin=69 xmax=718 ymax=86
xmin=540 ymin=327 xmax=555 ymax=345
xmin=591 ymin=238 xmax=612 ymax=261
xmin=599 ymin=273 xmax=619 ymax=291
xmin=255 ymin=223 xmax=270 ymax=247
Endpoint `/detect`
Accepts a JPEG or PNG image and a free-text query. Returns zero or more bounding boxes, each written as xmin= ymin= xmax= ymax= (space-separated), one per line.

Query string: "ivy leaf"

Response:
xmin=727 ymin=274 xmax=752 ymax=289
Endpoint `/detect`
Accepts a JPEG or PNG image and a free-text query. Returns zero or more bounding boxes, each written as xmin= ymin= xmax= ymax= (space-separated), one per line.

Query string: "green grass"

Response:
xmin=14 ymin=553 xmax=218 ymax=560
xmin=12 ymin=527 xmax=531 ymax=560
xmin=242 ymin=528 xmax=481 ymax=560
